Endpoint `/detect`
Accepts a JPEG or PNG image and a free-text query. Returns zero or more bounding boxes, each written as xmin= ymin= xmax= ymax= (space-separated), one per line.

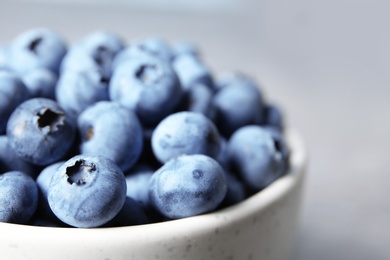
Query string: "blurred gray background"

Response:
xmin=1 ymin=0 xmax=389 ymax=259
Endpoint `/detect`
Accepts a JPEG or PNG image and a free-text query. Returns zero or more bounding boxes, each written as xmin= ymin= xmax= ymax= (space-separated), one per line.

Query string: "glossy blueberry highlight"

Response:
xmin=0 ymin=171 xmax=38 ymax=224
xmin=6 ymin=98 xmax=75 ymax=165
xmin=152 ymin=111 xmax=221 ymax=163
xmin=48 ymin=155 xmax=127 ymax=228
xmin=149 ymin=154 xmax=227 ymax=219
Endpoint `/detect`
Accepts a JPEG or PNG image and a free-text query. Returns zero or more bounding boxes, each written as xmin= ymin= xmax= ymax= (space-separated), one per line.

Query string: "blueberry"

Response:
xmin=36 ymin=161 xmax=65 ymax=220
xmin=125 ymin=166 xmax=154 ymax=208
xmin=220 ymin=170 xmax=246 ymax=208
xmin=77 ymin=101 xmax=143 ymax=172
xmin=172 ymin=53 xmax=214 ymax=91
xmin=47 ymin=154 xmax=127 ymax=228
xmin=0 ymin=171 xmax=38 ymax=224
xmin=0 ymin=135 xmax=37 ymax=178
xmin=136 ymin=126 xmax=162 ymax=169
xmin=151 ymin=111 xmax=221 ymax=163
xmin=112 ymin=37 xmax=173 ymax=70
xmin=22 ymin=68 xmax=57 ymax=99
xmin=109 ymin=55 xmax=182 ymax=126
xmin=227 ymin=125 xmax=289 ymax=191
xmin=172 ymin=41 xmax=200 ymax=59
xmin=0 ymin=71 xmax=30 ymax=134
xmin=263 ymin=103 xmax=285 ymax=131
xmin=60 ymin=46 xmax=103 ymax=75
xmin=180 ymin=83 xmax=215 ymax=119
xmin=104 ymin=197 xmax=150 ymax=227
xmin=56 ymin=68 xmax=109 ymax=119
xmin=215 ymin=136 xmax=229 ymax=169
xmin=212 ymin=73 xmax=265 ymax=137
xmin=8 ymin=28 xmax=67 ymax=74
xmin=61 ymin=31 xmax=124 ymax=78
xmin=132 ymin=36 xmax=173 ymax=62
xmin=149 ymin=154 xmax=227 ymax=219
xmin=6 ymin=98 xmax=75 ymax=165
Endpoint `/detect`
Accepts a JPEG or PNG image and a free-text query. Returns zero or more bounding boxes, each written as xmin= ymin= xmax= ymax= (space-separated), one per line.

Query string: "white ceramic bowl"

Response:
xmin=0 ymin=129 xmax=306 ymax=260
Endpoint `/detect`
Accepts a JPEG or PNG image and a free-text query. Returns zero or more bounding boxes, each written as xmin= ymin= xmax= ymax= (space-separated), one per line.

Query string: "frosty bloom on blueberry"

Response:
xmin=48 ymin=155 xmax=127 ymax=228
xmin=6 ymin=98 xmax=75 ymax=165
xmin=0 ymin=171 xmax=38 ymax=224
xmin=0 ymin=29 xmax=292 ymax=228
xmin=149 ymin=154 xmax=227 ymax=219
xmin=109 ymin=54 xmax=182 ymax=126
xmin=151 ymin=111 xmax=221 ymax=163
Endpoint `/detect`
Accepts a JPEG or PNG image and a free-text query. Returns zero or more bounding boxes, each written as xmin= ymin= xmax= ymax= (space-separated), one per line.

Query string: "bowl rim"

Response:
xmin=0 ymin=128 xmax=306 ymax=237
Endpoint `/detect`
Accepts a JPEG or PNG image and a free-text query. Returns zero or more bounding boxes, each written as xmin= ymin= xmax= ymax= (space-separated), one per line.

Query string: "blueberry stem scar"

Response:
xmin=37 ymin=108 xmax=65 ymax=133
xmin=135 ymin=64 xmax=160 ymax=84
xmin=28 ymin=37 xmax=43 ymax=54
xmin=66 ymin=160 xmax=96 ymax=185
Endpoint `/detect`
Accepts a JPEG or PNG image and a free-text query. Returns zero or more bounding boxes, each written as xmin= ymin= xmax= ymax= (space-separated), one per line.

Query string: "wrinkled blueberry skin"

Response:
xmin=227 ymin=125 xmax=289 ymax=191
xmin=0 ymin=135 xmax=37 ymax=178
xmin=8 ymin=28 xmax=67 ymax=75
xmin=125 ymin=166 xmax=154 ymax=208
xmin=172 ymin=53 xmax=214 ymax=91
xmin=36 ymin=161 xmax=64 ymax=220
xmin=0 ymin=171 xmax=38 ymax=224
xmin=213 ymin=74 xmax=265 ymax=137
xmin=77 ymin=101 xmax=143 ymax=172
xmin=0 ymin=71 xmax=30 ymax=134
xmin=149 ymin=154 xmax=227 ymax=219
xmin=61 ymin=31 xmax=123 ymax=78
xmin=56 ymin=68 xmax=109 ymax=119
xmin=152 ymin=111 xmax=221 ymax=163
xmin=22 ymin=68 xmax=57 ymax=99
xmin=109 ymin=56 xmax=182 ymax=126
xmin=6 ymin=98 xmax=75 ymax=166
xmin=48 ymin=154 xmax=127 ymax=228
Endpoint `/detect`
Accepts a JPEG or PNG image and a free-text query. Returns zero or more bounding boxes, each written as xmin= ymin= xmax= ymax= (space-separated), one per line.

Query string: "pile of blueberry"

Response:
xmin=0 ymin=28 xmax=290 ymax=228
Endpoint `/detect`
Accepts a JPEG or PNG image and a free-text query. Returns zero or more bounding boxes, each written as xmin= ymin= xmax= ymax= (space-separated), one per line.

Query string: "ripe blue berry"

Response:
xmin=77 ymin=101 xmax=143 ymax=172
xmin=149 ymin=154 xmax=227 ymax=219
xmin=0 ymin=171 xmax=38 ymax=224
xmin=8 ymin=28 xmax=67 ymax=75
xmin=48 ymin=154 xmax=127 ymax=228
xmin=151 ymin=111 xmax=221 ymax=163
xmin=0 ymin=71 xmax=30 ymax=134
xmin=6 ymin=98 xmax=75 ymax=165
xmin=109 ymin=55 xmax=182 ymax=126
xmin=227 ymin=125 xmax=289 ymax=191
